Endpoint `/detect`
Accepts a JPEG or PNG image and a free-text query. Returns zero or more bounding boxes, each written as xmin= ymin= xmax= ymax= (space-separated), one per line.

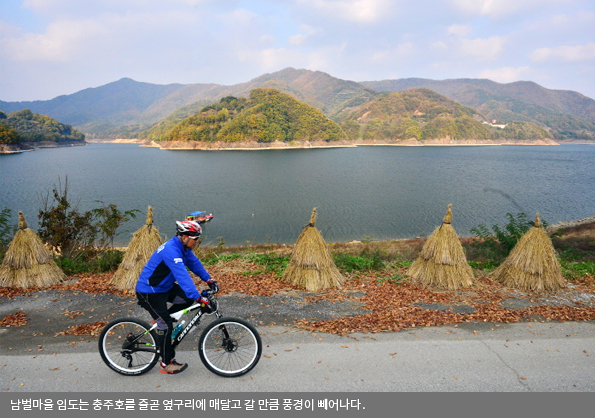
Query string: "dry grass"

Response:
xmin=110 ymin=206 xmax=163 ymax=290
xmin=281 ymin=209 xmax=344 ymax=291
xmin=0 ymin=212 xmax=65 ymax=288
xmin=493 ymin=214 xmax=565 ymax=292
xmin=407 ymin=205 xmax=474 ymax=290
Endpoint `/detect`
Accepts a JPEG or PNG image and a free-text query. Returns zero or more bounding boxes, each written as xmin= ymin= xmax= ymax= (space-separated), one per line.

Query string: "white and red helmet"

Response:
xmin=175 ymin=220 xmax=202 ymax=238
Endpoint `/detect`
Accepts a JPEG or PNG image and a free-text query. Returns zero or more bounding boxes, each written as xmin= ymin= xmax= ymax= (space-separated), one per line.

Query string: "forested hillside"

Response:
xmin=0 ymin=109 xmax=85 ymax=145
xmin=141 ymin=88 xmax=347 ymax=143
xmin=339 ymin=89 xmax=552 ymax=141
xmin=361 ymin=78 xmax=595 ymax=140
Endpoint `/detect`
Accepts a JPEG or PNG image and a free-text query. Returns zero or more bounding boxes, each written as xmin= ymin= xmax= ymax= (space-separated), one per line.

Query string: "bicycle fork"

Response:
xmin=217 ymin=323 xmax=238 ymax=352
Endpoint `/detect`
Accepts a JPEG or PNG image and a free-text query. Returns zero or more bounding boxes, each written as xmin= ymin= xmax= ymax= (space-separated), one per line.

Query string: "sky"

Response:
xmin=1 ymin=0 xmax=594 ymax=102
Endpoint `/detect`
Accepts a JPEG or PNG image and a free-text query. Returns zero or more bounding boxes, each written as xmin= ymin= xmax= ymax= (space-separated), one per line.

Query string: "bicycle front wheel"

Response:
xmin=199 ymin=317 xmax=262 ymax=377
xmin=98 ymin=318 xmax=159 ymax=376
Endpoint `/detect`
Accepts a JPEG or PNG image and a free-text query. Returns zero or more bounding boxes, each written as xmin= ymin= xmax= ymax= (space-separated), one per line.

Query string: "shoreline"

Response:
xmin=108 ymin=216 xmax=595 ymax=251
xmin=80 ymin=137 xmax=593 ymax=151
xmin=0 ymin=140 xmax=87 ymax=154
xmin=6 ymin=137 xmax=588 ymax=155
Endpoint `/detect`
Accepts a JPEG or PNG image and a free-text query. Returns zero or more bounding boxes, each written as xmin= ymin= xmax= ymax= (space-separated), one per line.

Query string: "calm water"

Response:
xmin=1 ymin=143 xmax=594 ymax=247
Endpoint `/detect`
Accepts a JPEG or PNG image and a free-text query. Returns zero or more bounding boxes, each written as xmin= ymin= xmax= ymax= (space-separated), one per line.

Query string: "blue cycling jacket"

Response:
xmin=135 ymin=237 xmax=211 ymax=300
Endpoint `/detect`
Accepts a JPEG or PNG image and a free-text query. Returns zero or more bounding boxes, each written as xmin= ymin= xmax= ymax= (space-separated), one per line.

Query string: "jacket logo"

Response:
xmin=156 ymin=244 xmax=165 ymax=253
xmin=174 ymin=258 xmax=183 ymax=263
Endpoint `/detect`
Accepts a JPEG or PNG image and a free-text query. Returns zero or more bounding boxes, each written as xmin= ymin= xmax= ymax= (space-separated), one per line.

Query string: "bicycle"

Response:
xmin=98 ymin=289 xmax=262 ymax=377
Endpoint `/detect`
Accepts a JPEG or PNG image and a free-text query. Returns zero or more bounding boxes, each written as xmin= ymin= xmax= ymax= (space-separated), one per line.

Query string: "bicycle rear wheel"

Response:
xmin=98 ymin=318 xmax=159 ymax=376
xmin=198 ymin=317 xmax=261 ymax=377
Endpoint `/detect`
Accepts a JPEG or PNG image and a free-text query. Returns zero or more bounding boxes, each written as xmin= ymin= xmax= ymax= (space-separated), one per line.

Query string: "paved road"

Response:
xmin=2 ymin=321 xmax=594 ymax=392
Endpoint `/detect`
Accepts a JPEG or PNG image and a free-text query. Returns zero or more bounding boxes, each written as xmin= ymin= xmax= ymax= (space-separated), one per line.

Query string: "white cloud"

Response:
xmin=225 ymin=8 xmax=260 ymax=25
xmin=459 ymin=36 xmax=505 ymax=60
xmin=447 ymin=24 xmax=471 ymax=37
xmin=479 ymin=66 xmax=531 ymax=83
xmin=449 ymin=0 xmax=566 ymax=18
xmin=238 ymin=43 xmax=348 ymax=76
xmin=531 ymin=42 xmax=595 ymax=62
xmin=289 ymin=24 xmax=317 ymax=45
xmin=0 ymin=22 xmax=22 ymax=38
xmin=432 ymin=41 xmax=448 ymax=51
xmin=296 ymin=0 xmax=394 ymax=23
xmin=1 ymin=19 xmax=106 ymax=62
xmin=372 ymin=42 xmax=414 ymax=61
xmin=238 ymin=47 xmax=300 ymax=70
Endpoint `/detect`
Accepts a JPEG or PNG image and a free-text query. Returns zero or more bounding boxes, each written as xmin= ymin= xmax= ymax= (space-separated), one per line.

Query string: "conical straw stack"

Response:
xmin=492 ymin=213 xmax=565 ymax=292
xmin=407 ymin=205 xmax=474 ymax=290
xmin=0 ymin=211 xmax=66 ymax=288
xmin=281 ymin=208 xmax=344 ymax=292
xmin=111 ymin=206 xmax=163 ymax=290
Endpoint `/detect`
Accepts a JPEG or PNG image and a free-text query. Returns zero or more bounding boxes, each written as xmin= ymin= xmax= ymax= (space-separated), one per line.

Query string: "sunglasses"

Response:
xmin=186 ymin=235 xmax=200 ymax=240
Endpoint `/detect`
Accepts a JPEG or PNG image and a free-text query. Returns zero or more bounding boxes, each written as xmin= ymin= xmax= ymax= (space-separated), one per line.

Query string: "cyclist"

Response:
xmin=135 ymin=220 xmax=219 ymax=374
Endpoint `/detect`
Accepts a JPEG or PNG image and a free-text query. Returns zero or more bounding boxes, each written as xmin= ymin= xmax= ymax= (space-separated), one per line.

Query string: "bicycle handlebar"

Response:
xmin=200 ymin=288 xmax=218 ymax=298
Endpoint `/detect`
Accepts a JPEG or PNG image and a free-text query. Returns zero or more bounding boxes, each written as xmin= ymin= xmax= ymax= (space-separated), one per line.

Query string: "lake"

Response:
xmin=0 ymin=143 xmax=593 ymax=247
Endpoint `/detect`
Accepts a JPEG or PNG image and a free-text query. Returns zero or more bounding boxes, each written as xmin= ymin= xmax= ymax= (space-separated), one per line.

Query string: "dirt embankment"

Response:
xmin=145 ymin=137 xmax=563 ymax=151
xmin=547 ymin=217 xmax=595 ymax=232
xmin=0 ymin=143 xmax=33 ymax=154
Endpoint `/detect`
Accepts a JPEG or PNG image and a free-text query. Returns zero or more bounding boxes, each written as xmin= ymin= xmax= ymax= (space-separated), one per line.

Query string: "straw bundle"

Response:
xmin=281 ymin=208 xmax=344 ymax=292
xmin=111 ymin=206 xmax=163 ymax=290
xmin=0 ymin=211 xmax=66 ymax=288
xmin=407 ymin=205 xmax=474 ymax=290
xmin=492 ymin=213 xmax=565 ymax=292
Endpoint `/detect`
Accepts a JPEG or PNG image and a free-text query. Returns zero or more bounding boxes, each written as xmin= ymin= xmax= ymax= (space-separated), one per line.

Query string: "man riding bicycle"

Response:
xmin=135 ymin=220 xmax=218 ymax=374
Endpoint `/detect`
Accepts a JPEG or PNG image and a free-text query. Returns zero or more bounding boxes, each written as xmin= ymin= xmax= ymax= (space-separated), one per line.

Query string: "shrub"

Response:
xmin=37 ymin=177 xmax=97 ymax=259
xmin=37 ymin=177 xmax=139 ymax=260
xmin=334 ymin=248 xmax=386 ymax=272
xmin=469 ymin=212 xmax=540 ymax=263
xmin=0 ymin=207 xmax=17 ymax=262
xmin=55 ymin=249 xmax=124 ymax=275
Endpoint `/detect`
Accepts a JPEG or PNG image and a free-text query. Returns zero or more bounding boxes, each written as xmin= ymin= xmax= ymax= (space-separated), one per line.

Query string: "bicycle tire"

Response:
xmin=98 ymin=318 xmax=159 ymax=376
xmin=198 ymin=317 xmax=262 ymax=377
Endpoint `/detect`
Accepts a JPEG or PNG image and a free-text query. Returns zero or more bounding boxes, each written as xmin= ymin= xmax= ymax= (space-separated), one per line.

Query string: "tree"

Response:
xmin=0 ymin=123 xmax=22 ymax=144
xmin=3 ymin=109 xmax=84 ymax=143
xmin=37 ymin=177 xmax=97 ymax=259
xmin=91 ymin=202 xmax=140 ymax=249
xmin=340 ymin=120 xmax=361 ymax=140
xmin=37 ymin=178 xmax=140 ymax=262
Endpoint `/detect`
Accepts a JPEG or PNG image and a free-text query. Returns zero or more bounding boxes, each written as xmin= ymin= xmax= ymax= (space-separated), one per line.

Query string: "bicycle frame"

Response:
xmin=169 ymin=300 xmax=222 ymax=348
xmin=125 ymin=295 xmax=222 ymax=353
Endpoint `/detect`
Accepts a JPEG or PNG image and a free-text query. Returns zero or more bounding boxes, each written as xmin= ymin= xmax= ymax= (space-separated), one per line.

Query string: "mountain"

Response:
xmin=360 ymin=78 xmax=595 ymax=140
xmin=1 ymin=68 xmax=594 ymax=140
xmin=0 ymin=78 xmax=190 ymax=126
xmin=142 ymin=88 xmax=347 ymax=143
xmin=339 ymin=89 xmax=551 ymax=141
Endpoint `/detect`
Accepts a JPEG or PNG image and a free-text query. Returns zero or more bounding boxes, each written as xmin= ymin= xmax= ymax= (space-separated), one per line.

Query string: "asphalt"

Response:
xmin=1 ymin=289 xmax=595 ymax=392
xmin=0 ymin=288 xmax=368 ymax=356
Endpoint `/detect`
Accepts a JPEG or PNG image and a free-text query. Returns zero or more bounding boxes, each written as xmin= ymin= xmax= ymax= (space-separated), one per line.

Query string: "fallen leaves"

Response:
xmin=1 ymin=255 xmax=595 ymax=338
xmin=0 ymin=312 xmax=28 ymax=327
xmin=295 ymin=275 xmax=595 ymax=335
xmin=56 ymin=321 xmax=107 ymax=337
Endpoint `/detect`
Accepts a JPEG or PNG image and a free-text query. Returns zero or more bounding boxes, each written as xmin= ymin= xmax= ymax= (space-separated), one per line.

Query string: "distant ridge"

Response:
xmin=1 ymin=68 xmax=594 ymax=140
xmin=361 ymin=78 xmax=595 ymax=139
